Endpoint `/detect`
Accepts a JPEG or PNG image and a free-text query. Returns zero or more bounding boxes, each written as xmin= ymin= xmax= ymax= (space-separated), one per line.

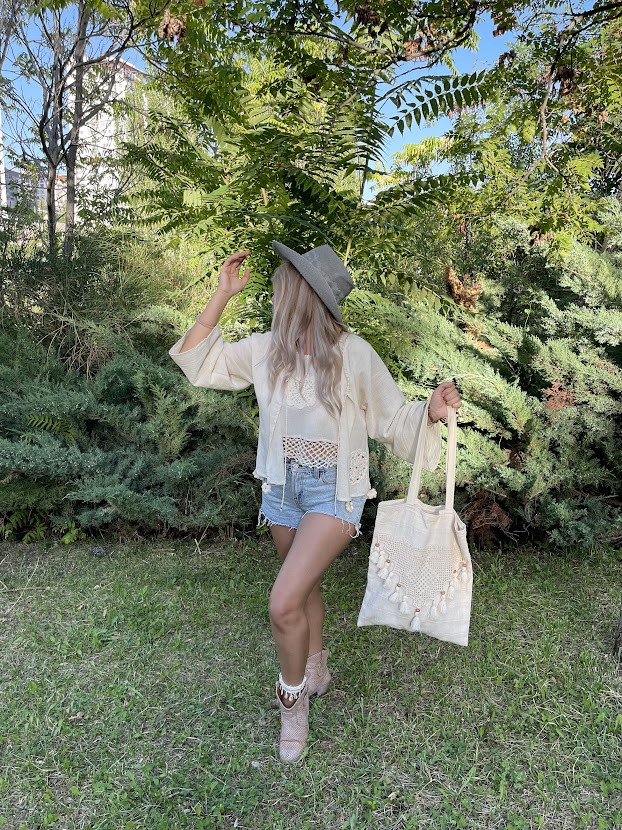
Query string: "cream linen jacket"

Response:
xmin=168 ymin=325 xmax=442 ymax=503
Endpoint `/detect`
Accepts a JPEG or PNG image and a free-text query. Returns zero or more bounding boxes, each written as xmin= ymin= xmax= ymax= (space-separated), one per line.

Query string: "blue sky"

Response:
xmin=379 ymin=14 xmax=512 ymax=165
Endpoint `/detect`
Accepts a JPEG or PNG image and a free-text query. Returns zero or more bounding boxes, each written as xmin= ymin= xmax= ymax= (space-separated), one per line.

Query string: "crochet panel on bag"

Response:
xmin=368 ymin=537 xmax=471 ymax=631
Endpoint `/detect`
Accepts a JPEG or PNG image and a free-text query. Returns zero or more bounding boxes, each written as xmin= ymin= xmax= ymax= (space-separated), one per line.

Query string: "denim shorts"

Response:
xmin=257 ymin=460 xmax=366 ymax=538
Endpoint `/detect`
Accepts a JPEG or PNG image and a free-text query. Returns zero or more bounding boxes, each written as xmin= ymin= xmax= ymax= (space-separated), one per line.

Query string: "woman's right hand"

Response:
xmin=217 ymin=251 xmax=251 ymax=298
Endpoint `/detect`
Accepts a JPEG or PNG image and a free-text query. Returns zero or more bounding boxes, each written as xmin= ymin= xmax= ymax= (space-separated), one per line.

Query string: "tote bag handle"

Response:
xmin=406 ymin=404 xmax=458 ymax=510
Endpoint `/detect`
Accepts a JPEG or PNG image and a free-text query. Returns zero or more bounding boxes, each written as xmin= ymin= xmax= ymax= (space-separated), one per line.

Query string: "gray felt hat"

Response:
xmin=271 ymin=240 xmax=354 ymax=327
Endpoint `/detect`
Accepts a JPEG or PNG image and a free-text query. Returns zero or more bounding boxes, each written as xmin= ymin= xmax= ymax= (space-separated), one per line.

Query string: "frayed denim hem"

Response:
xmin=257 ymin=508 xmax=297 ymax=532
xmin=343 ymin=519 xmax=362 ymax=540
xmin=257 ymin=507 xmax=362 ymax=539
xmin=286 ymin=508 xmax=363 ymax=539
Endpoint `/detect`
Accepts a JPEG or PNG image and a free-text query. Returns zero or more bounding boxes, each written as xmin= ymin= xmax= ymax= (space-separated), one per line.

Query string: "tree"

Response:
xmin=376 ymin=10 xmax=622 ymax=259
xmin=0 ymin=0 xmax=27 ymax=68
xmin=0 ymin=1 xmax=28 ymax=208
xmin=123 ymin=0 xmax=492 ymax=289
xmin=0 ymin=0 xmax=161 ymax=257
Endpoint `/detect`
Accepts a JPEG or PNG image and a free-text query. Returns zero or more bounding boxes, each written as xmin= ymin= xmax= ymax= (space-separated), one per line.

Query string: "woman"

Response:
xmin=168 ymin=242 xmax=462 ymax=763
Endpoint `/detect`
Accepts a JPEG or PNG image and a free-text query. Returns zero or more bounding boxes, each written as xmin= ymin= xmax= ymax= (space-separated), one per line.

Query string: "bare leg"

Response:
xmin=269 ymin=513 xmax=356 ymax=706
xmin=270 ymin=524 xmax=325 ymax=656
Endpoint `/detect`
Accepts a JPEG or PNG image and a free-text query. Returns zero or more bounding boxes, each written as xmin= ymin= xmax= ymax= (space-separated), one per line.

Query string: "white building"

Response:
xmin=76 ymin=58 xmax=146 ymax=203
xmin=0 ymin=106 xmax=47 ymax=214
xmin=0 ymin=58 xmax=145 ymax=220
xmin=2 ymin=165 xmax=66 ymax=216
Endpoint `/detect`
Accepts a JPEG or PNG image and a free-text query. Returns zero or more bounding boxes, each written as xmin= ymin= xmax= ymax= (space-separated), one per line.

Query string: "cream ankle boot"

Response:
xmin=305 ymin=648 xmax=331 ymax=698
xmin=276 ymin=681 xmax=309 ymax=763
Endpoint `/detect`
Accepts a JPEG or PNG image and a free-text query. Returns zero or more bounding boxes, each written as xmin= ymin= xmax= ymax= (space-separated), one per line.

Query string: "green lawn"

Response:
xmin=0 ymin=537 xmax=620 ymax=830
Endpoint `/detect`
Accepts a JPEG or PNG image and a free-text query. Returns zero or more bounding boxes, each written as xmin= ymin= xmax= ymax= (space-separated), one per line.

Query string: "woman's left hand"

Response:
xmin=428 ymin=381 xmax=462 ymax=423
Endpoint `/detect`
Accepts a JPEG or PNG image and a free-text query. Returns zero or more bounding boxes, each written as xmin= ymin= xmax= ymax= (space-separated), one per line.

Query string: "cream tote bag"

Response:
xmin=357 ymin=405 xmax=472 ymax=646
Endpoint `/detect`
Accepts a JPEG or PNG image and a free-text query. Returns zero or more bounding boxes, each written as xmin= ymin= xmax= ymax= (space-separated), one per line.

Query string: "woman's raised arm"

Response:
xmin=179 ymin=250 xmax=251 ymax=353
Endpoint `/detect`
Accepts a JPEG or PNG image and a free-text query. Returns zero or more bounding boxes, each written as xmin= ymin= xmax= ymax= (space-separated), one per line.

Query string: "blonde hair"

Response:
xmin=269 ymin=261 xmax=344 ymax=418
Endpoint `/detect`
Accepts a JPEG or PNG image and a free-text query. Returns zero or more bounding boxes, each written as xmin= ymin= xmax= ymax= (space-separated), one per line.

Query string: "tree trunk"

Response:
xmin=6 ymin=3 xmax=157 ymax=259
xmin=63 ymin=2 xmax=90 ymax=260
xmin=44 ymin=9 xmax=63 ymax=258
xmin=46 ymin=159 xmax=57 ymax=256
xmin=63 ymin=134 xmax=78 ymax=259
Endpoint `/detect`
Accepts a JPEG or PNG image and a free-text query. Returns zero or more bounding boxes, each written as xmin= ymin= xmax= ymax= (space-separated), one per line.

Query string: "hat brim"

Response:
xmin=271 ymin=240 xmax=346 ymax=327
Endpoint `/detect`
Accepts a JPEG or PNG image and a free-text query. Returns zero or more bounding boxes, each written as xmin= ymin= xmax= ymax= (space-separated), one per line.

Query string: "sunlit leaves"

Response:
xmin=387 ymin=70 xmax=490 ymax=137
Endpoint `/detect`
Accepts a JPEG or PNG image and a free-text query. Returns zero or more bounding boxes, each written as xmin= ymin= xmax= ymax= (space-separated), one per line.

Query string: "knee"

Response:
xmin=269 ymin=588 xmax=303 ymax=631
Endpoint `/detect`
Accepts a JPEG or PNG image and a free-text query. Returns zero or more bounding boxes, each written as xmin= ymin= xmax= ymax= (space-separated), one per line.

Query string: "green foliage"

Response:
xmin=21 ymin=414 xmax=76 ymax=444
xmin=4 ymin=202 xmax=621 ymax=548
xmin=343 ymin=255 xmax=622 ymax=549
xmin=2 ymin=509 xmax=47 ymax=543
xmin=387 ymin=71 xmax=490 ymax=136
xmin=123 ymin=18 xmax=492 ymax=282
xmin=0 ymin=283 xmax=261 ymax=541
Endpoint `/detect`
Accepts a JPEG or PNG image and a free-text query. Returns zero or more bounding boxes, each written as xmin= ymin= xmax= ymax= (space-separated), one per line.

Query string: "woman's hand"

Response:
xmin=428 ymin=381 xmax=462 ymax=423
xmin=216 ymin=251 xmax=251 ymax=298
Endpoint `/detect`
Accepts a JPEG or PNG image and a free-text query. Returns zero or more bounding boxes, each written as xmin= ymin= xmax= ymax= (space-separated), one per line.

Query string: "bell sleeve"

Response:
xmin=168 ymin=324 xmax=255 ymax=391
xmin=360 ymin=344 xmax=442 ymax=470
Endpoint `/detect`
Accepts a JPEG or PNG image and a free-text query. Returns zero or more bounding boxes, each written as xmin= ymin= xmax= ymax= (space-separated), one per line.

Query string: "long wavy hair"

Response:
xmin=269 ymin=261 xmax=344 ymax=418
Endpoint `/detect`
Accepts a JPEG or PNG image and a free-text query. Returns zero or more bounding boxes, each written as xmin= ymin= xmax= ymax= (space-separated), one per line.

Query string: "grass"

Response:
xmin=0 ymin=537 xmax=621 ymax=830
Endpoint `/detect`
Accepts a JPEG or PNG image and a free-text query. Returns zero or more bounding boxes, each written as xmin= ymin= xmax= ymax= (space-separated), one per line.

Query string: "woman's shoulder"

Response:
xmin=341 ymin=331 xmax=376 ymax=360
xmin=249 ymin=329 xmax=273 ymax=360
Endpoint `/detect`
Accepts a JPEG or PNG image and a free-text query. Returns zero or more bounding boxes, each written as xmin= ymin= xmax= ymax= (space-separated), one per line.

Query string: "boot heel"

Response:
xmin=312 ymin=677 xmax=331 ymax=697
xmin=305 ymin=648 xmax=331 ymax=698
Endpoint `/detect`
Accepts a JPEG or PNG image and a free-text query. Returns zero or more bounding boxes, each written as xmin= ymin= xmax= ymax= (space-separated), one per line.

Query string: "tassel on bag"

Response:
xmin=370 ymin=542 xmax=381 ymax=564
xmin=384 ymin=571 xmax=399 ymax=590
xmin=409 ymin=610 xmax=421 ymax=632
xmin=388 ymin=584 xmax=402 ymax=603
xmin=377 ymin=560 xmax=392 ymax=580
